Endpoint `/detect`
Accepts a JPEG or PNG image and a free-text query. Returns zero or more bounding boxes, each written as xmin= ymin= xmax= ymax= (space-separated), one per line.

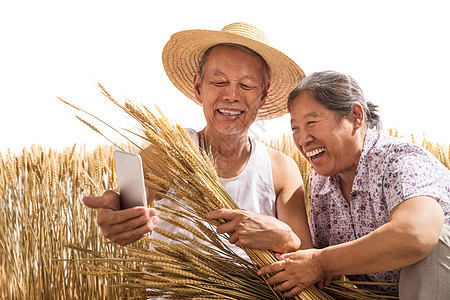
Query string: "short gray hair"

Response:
xmin=197 ymin=43 xmax=271 ymax=97
xmin=287 ymin=71 xmax=381 ymax=130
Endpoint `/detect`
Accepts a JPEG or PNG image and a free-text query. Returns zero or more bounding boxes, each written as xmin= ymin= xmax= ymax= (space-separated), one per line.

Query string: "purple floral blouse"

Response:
xmin=308 ymin=129 xmax=450 ymax=291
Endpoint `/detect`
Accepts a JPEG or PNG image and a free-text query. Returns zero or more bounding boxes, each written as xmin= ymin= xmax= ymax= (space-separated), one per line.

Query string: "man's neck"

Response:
xmin=199 ymin=128 xmax=252 ymax=178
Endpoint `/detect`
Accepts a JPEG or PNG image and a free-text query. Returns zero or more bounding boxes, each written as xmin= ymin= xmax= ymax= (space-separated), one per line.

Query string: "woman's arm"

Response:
xmin=321 ymin=196 xmax=444 ymax=276
xmin=258 ymin=196 xmax=444 ymax=297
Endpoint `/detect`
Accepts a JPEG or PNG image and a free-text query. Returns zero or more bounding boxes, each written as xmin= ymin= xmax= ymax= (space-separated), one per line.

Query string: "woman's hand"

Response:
xmin=206 ymin=209 xmax=301 ymax=253
xmin=257 ymin=249 xmax=326 ymax=298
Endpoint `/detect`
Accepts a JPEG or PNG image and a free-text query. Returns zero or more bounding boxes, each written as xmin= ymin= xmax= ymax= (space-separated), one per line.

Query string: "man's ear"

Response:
xmin=193 ymin=73 xmax=202 ymax=104
xmin=258 ymin=97 xmax=267 ymax=109
xmin=351 ymin=103 xmax=364 ymax=130
xmin=259 ymin=80 xmax=271 ymax=109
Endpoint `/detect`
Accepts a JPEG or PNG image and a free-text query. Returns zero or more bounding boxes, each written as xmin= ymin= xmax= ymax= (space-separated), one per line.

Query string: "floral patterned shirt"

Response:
xmin=308 ymin=129 xmax=450 ymax=291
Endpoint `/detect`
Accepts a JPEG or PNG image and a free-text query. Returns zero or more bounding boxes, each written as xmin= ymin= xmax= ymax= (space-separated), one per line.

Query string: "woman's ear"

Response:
xmin=352 ymin=103 xmax=364 ymax=130
xmin=193 ymin=73 xmax=203 ymax=104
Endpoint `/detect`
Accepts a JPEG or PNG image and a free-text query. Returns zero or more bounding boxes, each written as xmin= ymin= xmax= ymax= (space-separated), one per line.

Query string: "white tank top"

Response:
xmin=151 ymin=128 xmax=277 ymax=259
xmin=185 ymin=128 xmax=276 ymax=215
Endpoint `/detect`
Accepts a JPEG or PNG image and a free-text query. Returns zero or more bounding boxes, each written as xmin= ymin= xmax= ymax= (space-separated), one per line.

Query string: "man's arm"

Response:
xmin=139 ymin=146 xmax=168 ymax=205
xmin=206 ymin=148 xmax=313 ymax=253
xmin=268 ymin=147 xmax=313 ymax=251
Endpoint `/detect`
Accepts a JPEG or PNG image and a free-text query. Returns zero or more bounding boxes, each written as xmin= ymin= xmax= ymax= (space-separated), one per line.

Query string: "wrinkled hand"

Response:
xmin=82 ymin=190 xmax=159 ymax=246
xmin=257 ymin=249 xmax=326 ymax=298
xmin=206 ymin=209 xmax=300 ymax=253
xmin=316 ymin=275 xmax=333 ymax=290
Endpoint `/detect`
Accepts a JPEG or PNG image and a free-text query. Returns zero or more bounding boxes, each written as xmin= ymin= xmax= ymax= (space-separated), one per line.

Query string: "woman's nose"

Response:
xmin=296 ymin=130 xmax=313 ymax=148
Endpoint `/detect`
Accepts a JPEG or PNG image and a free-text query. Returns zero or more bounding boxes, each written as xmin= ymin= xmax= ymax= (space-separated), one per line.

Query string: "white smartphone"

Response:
xmin=113 ymin=150 xmax=147 ymax=209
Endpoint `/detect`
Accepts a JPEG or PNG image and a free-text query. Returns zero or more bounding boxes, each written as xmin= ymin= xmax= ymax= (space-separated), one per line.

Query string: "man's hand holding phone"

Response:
xmin=83 ymin=191 xmax=158 ymax=245
xmin=82 ymin=151 xmax=159 ymax=246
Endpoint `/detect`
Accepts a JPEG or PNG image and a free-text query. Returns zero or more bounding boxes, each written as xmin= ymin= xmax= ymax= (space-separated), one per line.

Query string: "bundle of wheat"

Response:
xmin=6 ymin=84 xmax=448 ymax=299
xmin=57 ymin=85 xmax=412 ymax=299
xmin=58 ymin=84 xmax=334 ymax=299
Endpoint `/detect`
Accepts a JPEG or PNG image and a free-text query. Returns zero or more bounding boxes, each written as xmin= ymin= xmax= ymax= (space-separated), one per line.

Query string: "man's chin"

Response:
xmin=216 ymin=125 xmax=248 ymax=136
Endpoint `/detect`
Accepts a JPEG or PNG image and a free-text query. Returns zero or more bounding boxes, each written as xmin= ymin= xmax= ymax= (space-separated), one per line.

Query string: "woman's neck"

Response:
xmin=338 ymin=129 xmax=366 ymax=204
xmin=339 ymin=171 xmax=357 ymax=205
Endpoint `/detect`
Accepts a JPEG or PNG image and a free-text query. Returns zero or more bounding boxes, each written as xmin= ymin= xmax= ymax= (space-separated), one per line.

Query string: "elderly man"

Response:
xmin=83 ymin=22 xmax=312 ymax=254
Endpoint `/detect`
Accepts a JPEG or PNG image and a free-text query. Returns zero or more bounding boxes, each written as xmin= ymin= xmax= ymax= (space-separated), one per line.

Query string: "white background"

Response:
xmin=1 ymin=0 xmax=449 ymax=154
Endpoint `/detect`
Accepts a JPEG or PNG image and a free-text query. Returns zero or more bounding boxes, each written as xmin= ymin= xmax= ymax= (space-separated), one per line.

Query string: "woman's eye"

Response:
xmin=291 ymin=126 xmax=299 ymax=131
xmin=307 ymin=121 xmax=316 ymax=126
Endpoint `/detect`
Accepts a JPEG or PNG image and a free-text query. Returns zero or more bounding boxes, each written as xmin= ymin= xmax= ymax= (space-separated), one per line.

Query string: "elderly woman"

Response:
xmin=258 ymin=71 xmax=450 ymax=299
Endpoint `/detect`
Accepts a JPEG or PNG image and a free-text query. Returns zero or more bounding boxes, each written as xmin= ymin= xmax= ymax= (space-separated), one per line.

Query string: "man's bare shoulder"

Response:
xmin=265 ymin=145 xmax=302 ymax=183
xmin=264 ymin=145 xmax=303 ymax=201
xmin=265 ymin=146 xmax=298 ymax=168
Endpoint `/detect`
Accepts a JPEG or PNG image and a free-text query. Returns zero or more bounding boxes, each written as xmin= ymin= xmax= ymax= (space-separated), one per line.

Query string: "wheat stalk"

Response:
xmin=56 ymin=84 xmax=334 ymax=299
xmin=6 ymin=86 xmax=448 ymax=298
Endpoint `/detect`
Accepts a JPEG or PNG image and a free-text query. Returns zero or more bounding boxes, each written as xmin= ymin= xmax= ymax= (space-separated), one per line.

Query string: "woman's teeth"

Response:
xmin=306 ymin=148 xmax=326 ymax=158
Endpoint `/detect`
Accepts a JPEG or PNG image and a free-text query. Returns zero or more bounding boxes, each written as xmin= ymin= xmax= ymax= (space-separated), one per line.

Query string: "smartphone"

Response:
xmin=113 ymin=150 xmax=147 ymax=209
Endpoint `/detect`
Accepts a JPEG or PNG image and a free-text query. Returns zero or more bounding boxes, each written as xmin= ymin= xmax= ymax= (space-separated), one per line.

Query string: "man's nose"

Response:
xmin=223 ymin=82 xmax=240 ymax=102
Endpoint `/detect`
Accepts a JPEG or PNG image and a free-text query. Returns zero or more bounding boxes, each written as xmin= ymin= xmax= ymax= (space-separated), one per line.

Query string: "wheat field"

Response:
xmin=1 ymin=131 xmax=448 ymax=299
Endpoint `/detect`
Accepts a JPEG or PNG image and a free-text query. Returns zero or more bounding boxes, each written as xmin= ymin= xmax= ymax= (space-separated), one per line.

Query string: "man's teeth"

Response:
xmin=218 ymin=109 xmax=243 ymax=116
xmin=306 ymin=148 xmax=325 ymax=158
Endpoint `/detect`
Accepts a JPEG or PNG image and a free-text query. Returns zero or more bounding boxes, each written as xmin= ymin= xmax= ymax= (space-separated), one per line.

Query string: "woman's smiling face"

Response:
xmin=290 ymin=91 xmax=361 ymax=177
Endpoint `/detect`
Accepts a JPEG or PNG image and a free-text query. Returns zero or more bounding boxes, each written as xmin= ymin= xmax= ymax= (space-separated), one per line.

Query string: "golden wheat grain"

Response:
xmin=3 ymin=93 xmax=447 ymax=299
xmin=55 ymin=89 xmax=338 ymax=299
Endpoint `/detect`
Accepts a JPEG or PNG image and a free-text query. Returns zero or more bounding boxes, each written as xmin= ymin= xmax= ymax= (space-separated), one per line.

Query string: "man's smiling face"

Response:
xmin=194 ymin=45 xmax=267 ymax=136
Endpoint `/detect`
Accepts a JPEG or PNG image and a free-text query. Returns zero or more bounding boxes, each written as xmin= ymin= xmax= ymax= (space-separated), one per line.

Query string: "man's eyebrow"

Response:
xmin=241 ymin=74 xmax=258 ymax=82
xmin=211 ymin=71 xmax=226 ymax=76
xmin=210 ymin=71 xmax=258 ymax=82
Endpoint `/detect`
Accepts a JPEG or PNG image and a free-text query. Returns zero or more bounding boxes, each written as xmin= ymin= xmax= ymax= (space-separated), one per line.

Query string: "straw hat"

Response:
xmin=162 ymin=22 xmax=305 ymax=120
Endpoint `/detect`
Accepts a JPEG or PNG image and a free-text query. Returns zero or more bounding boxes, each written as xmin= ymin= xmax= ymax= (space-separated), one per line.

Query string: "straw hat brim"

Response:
xmin=162 ymin=28 xmax=305 ymax=120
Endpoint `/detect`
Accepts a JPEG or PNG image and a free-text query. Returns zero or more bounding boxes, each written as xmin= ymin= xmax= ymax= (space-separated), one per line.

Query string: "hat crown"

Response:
xmin=221 ymin=22 xmax=269 ymax=45
xmin=162 ymin=22 xmax=305 ymax=120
